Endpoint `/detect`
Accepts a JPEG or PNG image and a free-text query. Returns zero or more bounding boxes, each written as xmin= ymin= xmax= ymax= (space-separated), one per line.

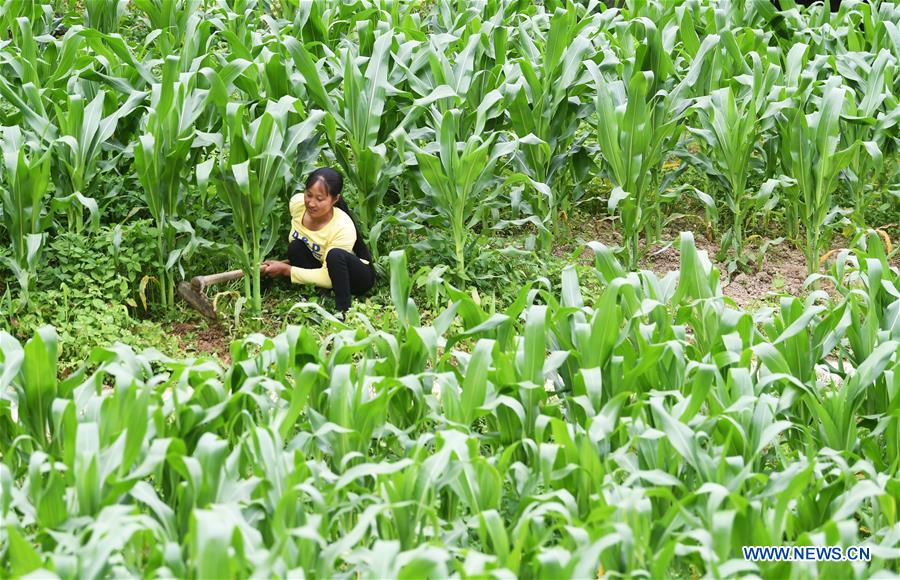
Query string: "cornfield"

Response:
xmin=0 ymin=0 xmax=898 ymax=577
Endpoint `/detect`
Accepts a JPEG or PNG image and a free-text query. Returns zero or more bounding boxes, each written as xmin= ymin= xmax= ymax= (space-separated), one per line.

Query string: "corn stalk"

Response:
xmin=133 ymin=56 xmax=209 ymax=309
xmin=0 ymin=126 xmax=52 ymax=304
xmin=779 ymin=76 xmax=858 ymax=275
xmin=587 ymin=29 xmax=718 ymax=268
xmin=205 ymin=98 xmax=324 ymax=315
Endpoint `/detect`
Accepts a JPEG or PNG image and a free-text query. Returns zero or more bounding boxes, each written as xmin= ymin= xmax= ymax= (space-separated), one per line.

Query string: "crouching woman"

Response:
xmin=262 ymin=167 xmax=375 ymax=315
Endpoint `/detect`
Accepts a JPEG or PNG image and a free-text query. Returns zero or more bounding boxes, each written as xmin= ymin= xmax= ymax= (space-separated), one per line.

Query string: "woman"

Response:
xmin=262 ymin=167 xmax=376 ymax=316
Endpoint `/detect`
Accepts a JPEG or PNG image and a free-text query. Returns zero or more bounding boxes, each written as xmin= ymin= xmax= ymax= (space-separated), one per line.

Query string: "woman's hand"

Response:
xmin=261 ymin=261 xmax=292 ymax=277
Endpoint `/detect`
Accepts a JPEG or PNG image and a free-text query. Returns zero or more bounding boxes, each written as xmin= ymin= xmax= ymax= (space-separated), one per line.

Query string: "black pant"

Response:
xmin=287 ymin=240 xmax=375 ymax=311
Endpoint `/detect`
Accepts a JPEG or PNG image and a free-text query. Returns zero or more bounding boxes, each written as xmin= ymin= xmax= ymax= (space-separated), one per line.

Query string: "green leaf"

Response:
xmin=7 ymin=526 xmax=42 ymax=576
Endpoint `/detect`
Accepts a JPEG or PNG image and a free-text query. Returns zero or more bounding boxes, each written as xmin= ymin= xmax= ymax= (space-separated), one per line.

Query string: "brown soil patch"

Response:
xmin=725 ymin=243 xmax=811 ymax=308
xmin=641 ymin=234 xmax=811 ymax=309
xmin=554 ymin=212 xmax=820 ymax=309
xmin=170 ymin=320 xmax=233 ymax=366
xmin=553 ymin=215 xmax=620 ymax=265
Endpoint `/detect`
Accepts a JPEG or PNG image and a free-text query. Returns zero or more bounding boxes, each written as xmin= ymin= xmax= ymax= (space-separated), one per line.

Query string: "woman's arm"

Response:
xmin=262 ymin=261 xmax=332 ymax=288
xmin=289 ymin=264 xmax=332 ymax=288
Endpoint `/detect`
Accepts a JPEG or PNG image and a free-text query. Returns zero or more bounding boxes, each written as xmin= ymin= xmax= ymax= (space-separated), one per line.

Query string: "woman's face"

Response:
xmin=304 ymin=179 xmax=338 ymax=219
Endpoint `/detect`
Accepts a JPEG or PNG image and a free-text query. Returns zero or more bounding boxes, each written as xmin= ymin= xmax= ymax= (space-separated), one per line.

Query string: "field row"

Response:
xmin=1 ymin=236 xmax=898 ymax=576
xmin=0 ymin=0 xmax=897 ymax=314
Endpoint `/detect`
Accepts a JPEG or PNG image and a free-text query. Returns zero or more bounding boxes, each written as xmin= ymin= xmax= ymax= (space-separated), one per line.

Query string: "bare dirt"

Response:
xmin=170 ymin=320 xmax=233 ymax=366
xmin=642 ymin=233 xmax=812 ymax=309
xmin=553 ymin=212 xmax=818 ymax=309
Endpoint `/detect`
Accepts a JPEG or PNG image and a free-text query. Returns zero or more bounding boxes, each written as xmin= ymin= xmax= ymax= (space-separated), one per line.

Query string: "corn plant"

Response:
xmin=0 ymin=16 xmax=84 ymax=100
xmin=84 ymin=0 xmax=128 ymax=33
xmin=685 ymin=57 xmax=781 ymax=265
xmin=822 ymin=231 xmax=898 ymax=369
xmin=396 ymin=11 xmax=506 ymax=132
xmin=587 ymin=28 xmax=719 ymax=268
xmin=133 ymin=56 xmax=210 ymax=309
xmin=838 ymin=48 xmax=896 ymax=226
xmin=503 ymin=4 xmax=596 ymax=250
xmin=48 ymin=90 xmax=146 ymax=232
xmin=206 ymin=0 xmax=262 ymax=62
xmin=0 ymin=126 xmax=52 ymax=304
xmin=132 ymin=0 xmax=201 ymax=57
xmin=76 ymin=24 xmax=157 ymax=98
xmin=779 ymin=76 xmax=859 ymax=275
xmin=0 ymin=36 xmax=143 ymax=234
xmin=282 ymin=0 xmax=387 ymax=53
xmin=0 ymin=1 xmax=51 ymax=40
xmin=205 ymin=98 xmax=324 ymax=315
xmin=0 ymin=0 xmax=44 ymax=38
xmin=410 ymin=108 xmax=516 ymax=279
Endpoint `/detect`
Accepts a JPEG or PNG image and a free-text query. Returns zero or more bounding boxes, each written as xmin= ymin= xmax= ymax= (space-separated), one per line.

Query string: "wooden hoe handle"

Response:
xmin=191 ymin=260 xmax=289 ymax=292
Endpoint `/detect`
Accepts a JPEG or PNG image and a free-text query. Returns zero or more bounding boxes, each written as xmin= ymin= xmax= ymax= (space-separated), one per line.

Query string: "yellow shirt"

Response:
xmin=288 ymin=194 xmax=367 ymax=288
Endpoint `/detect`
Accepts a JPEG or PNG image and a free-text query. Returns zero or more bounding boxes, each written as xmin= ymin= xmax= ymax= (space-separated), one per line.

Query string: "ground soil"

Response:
xmin=644 ymin=233 xmax=812 ymax=309
xmin=167 ymin=210 xmax=894 ymax=360
xmin=169 ymin=320 xmax=233 ymax=366
xmin=553 ymin=212 xmax=818 ymax=309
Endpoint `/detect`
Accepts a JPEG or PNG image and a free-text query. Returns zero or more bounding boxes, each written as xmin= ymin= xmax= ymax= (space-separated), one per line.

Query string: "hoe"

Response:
xmin=176 ymin=260 xmax=289 ymax=320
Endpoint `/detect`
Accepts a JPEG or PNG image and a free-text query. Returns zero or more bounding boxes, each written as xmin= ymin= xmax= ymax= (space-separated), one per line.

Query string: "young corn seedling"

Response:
xmin=411 ymin=108 xmax=516 ymax=280
xmin=0 ymin=126 xmax=52 ymax=304
xmin=686 ymin=56 xmax=783 ymax=268
xmin=838 ymin=49 xmax=895 ymax=227
xmin=823 ymin=232 xmax=897 ymax=368
xmin=503 ymin=4 xmax=596 ymax=250
xmin=133 ymin=56 xmax=210 ymax=309
xmin=50 ymin=90 xmax=146 ymax=233
xmin=779 ymin=76 xmax=859 ymax=276
xmin=587 ymin=27 xmax=718 ymax=268
xmin=0 ymin=79 xmax=145 ymax=233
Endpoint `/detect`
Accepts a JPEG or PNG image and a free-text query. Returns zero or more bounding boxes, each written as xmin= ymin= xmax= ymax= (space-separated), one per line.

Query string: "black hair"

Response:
xmin=305 ymin=167 xmax=374 ymax=264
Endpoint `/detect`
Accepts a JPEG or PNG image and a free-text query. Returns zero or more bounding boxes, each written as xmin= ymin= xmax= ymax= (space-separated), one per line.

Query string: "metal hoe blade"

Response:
xmin=177 ymin=281 xmax=218 ymax=320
